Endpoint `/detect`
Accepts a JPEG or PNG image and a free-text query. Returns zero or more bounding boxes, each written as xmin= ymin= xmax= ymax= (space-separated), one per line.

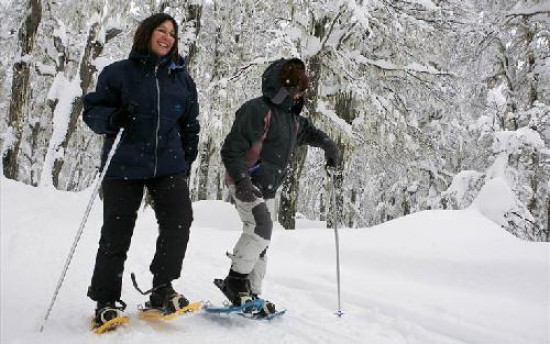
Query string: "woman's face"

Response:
xmin=149 ymin=20 xmax=176 ymax=57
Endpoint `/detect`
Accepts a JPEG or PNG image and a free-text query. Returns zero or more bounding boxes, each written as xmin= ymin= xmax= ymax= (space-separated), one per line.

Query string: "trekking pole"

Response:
xmin=40 ymin=128 xmax=124 ymax=332
xmin=328 ymin=167 xmax=344 ymax=317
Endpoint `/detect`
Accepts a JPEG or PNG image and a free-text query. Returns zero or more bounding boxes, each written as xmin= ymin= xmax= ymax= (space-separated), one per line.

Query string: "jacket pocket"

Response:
xmin=251 ymin=160 xmax=284 ymax=194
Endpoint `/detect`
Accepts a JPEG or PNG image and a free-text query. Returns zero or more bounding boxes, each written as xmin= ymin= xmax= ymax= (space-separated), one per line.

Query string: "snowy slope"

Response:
xmin=1 ymin=177 xmax=549 ymax=344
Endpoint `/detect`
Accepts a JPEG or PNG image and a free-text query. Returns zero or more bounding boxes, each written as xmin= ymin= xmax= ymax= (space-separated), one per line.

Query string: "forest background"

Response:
xmin=1 ymin=0 xmax=549 ymax=240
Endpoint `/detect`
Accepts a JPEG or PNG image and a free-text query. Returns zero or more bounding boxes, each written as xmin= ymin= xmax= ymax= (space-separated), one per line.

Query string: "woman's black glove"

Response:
xmin=110 ymin=102 xmax=137 ymax=129
xmin=235 ymin=177 xmax=263 ymax=202
xmin=323 ymin=139 xmax=342 ymax=168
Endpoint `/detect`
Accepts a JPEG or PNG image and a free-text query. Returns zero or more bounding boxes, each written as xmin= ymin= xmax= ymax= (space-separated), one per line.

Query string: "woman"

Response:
xmin=83 ymin=13 xmax=200 ymax=326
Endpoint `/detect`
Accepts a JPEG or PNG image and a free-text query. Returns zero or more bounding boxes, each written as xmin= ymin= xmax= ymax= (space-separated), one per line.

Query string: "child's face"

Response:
xmin=287 ymin=86 xmax=304 ymax=100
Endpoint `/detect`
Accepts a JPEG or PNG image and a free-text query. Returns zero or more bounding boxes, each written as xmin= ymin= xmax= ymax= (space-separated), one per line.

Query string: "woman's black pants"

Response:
xmin=87 ymin=173 xmax=192 ymax=303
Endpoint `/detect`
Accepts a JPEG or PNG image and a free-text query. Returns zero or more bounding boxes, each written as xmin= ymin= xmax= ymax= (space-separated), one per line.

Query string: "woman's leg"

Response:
xmin=88 ymin=179 xmax=144 ymax=302
xmin=146 ymin=174 xmax=193 ymax=287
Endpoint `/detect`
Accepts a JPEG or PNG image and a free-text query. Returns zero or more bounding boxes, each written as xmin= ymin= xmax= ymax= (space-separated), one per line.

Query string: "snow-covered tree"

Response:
xmin=438 ymin=0 xmax=550 ymax=240
xmin=1 ymin=0 xmax=548 ymax=240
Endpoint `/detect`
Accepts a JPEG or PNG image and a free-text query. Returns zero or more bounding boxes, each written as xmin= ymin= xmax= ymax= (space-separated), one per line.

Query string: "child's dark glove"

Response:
xmin=235 ymin=177 xmax=263 ymax=202
xmin=323 ymin=139 xmax=342 ymax=168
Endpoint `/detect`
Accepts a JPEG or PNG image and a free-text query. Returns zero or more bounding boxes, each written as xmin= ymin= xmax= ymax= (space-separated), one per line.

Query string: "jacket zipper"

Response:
xmin=154 ymin=65 xmax=161 ymax=176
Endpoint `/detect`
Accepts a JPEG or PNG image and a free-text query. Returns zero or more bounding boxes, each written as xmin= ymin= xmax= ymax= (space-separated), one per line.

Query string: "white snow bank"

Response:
xmin=1 ymin=177 xmax=549 ymax=344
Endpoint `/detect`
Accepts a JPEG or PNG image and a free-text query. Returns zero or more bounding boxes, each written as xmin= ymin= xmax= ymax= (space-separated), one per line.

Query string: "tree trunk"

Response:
xmin=3 ymin=0 xmax=42 ymax=180
xmin=195 ymin=11 xmax=222 ymax=201
xmin=278 ymin=146 xmax=308 ymax=229
xmin=319 ymin=188 xmax=326 ymax=221
xmin=546 ymin=199 xmax=549 ymax=242
xmin=524 ymin=20 xmax=537 ymax=108
xmin=347 ymin=188 xmax=356 ymax=228
xmin=51 ymin=25 xmax=121 ymax=188
xmin=184 ymin=2 xmax=204 ymax=201
xmin=327 ymin=164 xmax=343 ymax=229
xmin=185 ymin=3 xmax=202 ymax=69
xmin=197 ymin=138 xmax=212 ymax=200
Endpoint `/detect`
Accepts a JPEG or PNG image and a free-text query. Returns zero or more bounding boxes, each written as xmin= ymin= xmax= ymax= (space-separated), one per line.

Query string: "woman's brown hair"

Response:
xmin=131 ymin=13 xmax=179 ymax=62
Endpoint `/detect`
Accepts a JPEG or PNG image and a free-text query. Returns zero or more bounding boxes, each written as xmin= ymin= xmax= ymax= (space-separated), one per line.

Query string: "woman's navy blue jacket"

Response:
xmin=83 ymin=51 xmax=200 ymax=179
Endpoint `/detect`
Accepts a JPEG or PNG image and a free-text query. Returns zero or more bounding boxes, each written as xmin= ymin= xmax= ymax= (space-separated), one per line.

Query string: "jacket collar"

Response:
xmin=129 ymin=50 xmax=186 ymax=71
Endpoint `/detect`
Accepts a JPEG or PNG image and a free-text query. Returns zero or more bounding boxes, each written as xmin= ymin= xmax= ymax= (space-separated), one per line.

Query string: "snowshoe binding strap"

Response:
xmin=131 ymin=272 xmax=170 ymax=295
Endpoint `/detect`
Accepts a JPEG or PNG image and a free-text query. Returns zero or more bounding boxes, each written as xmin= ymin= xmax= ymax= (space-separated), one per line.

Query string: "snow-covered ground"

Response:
xmin=1 ymin=177 xmax=549 ymax=344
